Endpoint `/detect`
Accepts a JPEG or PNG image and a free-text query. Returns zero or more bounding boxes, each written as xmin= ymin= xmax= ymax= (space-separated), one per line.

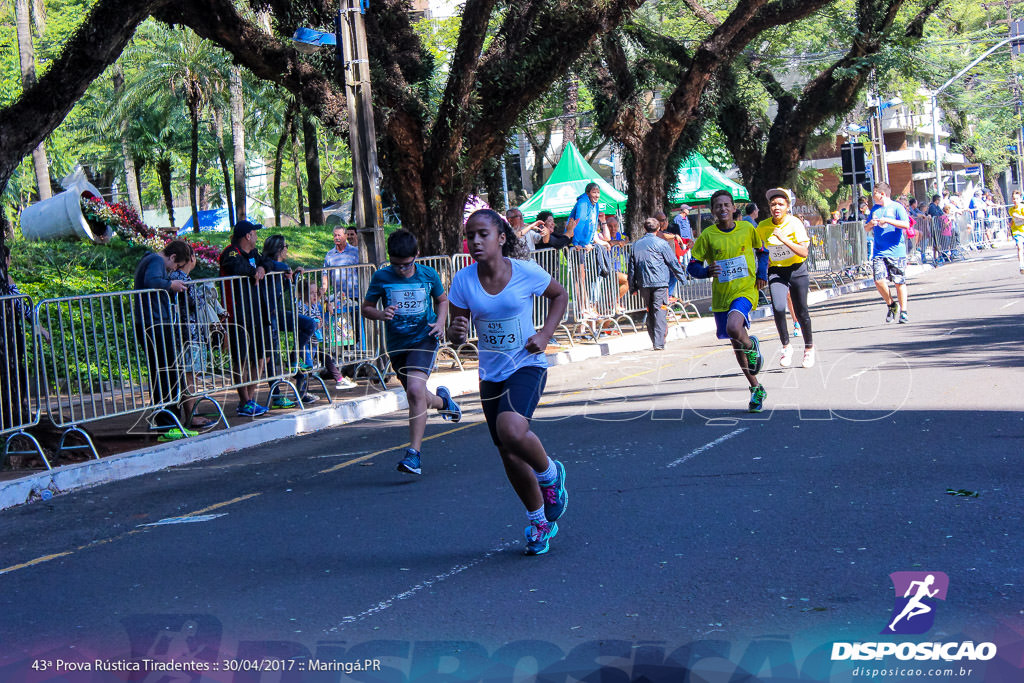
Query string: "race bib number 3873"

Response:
xmin=477 ymin=317 xmax=522 ymax=352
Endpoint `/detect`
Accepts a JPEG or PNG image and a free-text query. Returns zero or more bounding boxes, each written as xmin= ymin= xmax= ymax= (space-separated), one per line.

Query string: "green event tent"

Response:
xmin=519 ymin=142 xmax=627 ymax=221
xmin=669 ymin=152 xmax=750 ymax=204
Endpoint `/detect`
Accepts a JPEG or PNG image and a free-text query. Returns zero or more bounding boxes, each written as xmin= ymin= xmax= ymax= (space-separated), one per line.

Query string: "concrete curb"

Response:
xmin=1 ymin=266 xmax=931 ymax=511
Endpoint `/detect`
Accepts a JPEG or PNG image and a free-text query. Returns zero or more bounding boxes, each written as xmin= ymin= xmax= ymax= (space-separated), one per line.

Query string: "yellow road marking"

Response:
xmin=0 ymin=493 xmax=263 ymax=578
xmin=319 ymin=422 xmax=480 ymax=474
xmin=0 ymin=551 xmax=74 ymax=575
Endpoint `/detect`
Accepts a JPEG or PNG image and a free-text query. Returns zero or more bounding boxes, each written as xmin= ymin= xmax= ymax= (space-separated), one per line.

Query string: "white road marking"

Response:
xmin=328 ymin=540 xmax=518 ymax=630
xmin=138 ymin=514 xmax=227 ymax=527
xmin=844 ymin=369 xmax=870 ymax=380
xmin=666 ymin=428 xmax=748 ymax=468
xmin=1001 ymin=300 xmax=1018 ymax=309
xmin=310 ymin=450 xmax=372 ymax=459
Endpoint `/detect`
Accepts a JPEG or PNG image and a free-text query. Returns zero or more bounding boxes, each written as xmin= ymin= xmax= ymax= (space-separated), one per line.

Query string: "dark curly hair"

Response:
xmin=467 ymin=209 xmax=530 ymax=260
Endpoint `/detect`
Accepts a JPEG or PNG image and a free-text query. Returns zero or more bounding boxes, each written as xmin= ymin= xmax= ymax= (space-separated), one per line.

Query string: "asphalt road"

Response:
xmin=1 ymin=249 xmax=1022 ymax=682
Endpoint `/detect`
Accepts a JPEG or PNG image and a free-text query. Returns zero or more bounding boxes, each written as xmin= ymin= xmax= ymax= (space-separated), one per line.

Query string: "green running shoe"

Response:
xmin=748 ymin=384 xmax=767 ymax=413
xmin=744 ymin=336 xmax=764 ymax=375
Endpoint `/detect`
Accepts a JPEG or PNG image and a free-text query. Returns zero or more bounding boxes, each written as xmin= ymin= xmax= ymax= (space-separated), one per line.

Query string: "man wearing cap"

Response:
xmin=219 ymin=220 xmax=275 ymax=417
xmin=867 ymin=182 xmax=911 ymax=324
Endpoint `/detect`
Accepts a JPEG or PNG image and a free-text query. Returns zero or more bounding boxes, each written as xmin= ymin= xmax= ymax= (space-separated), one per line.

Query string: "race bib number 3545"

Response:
xmin=716 ymin=255 xmax=750 ymax=283
xmin=478 ymin=318 xmax=522 ymax=352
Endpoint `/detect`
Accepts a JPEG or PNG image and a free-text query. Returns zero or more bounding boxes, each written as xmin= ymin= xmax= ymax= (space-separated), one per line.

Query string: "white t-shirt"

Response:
xmin=448 ymin=258 xmax=551 ymax=382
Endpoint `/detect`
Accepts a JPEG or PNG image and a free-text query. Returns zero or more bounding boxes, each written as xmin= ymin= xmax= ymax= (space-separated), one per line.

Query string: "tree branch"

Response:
xmin=425 ymin=0 xmax=499 ymax=180
xmin=0 ymin=0 xmax=170 ymax=191
xmin=153 ymin=0 xmax=349 ymax=134
xmin=680 ymin=0 xmax=722 ymax=28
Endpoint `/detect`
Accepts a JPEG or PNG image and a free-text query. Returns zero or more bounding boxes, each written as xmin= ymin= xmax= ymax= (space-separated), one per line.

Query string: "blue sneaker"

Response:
xmin=270 ymin=396 xmax=298 ymax=410
xmin=236 ymin=400 xmax=269 ymax=417
xmin=397 ymin=448 xmax=422 ymax=475
xmin=524 ymin=520 xmax=558 ymax=556
xmin=540 ymin=460 xmax=568 ymax=522
xmin=436 ymin=386 xmax=462 ymax=422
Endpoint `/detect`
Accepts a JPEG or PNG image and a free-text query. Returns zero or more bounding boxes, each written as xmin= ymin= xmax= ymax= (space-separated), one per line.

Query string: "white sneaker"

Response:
xmin=336 ymin=377 xmax=357 ymax=390
xmin=802 ymin=347 xmax=816 ymax=368
xmin=779 ymin=345 xmax=794 ymax=368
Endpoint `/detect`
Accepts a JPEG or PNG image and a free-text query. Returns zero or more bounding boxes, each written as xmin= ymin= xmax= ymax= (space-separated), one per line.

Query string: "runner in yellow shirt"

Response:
xmin=1010 ymin=190 xmax=1024 ymax=275
xmin=688 ymin=189 xmax=769 ymax=413
xmin=756 ymin=188 xmax=815 ymax=368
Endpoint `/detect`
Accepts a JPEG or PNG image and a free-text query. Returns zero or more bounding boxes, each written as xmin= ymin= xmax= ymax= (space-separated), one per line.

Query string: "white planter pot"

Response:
xmin=20 ymin=184 xmax=111 ymax=243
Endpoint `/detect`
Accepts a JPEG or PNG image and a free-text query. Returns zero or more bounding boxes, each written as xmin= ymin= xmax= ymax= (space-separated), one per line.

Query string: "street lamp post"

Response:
xmin=931 ymin=36 xmax=1018 ymax=196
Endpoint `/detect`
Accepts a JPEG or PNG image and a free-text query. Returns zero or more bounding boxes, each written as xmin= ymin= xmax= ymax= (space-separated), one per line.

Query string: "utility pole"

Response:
xmin=337 ymin=0 xmax=386 ymax=266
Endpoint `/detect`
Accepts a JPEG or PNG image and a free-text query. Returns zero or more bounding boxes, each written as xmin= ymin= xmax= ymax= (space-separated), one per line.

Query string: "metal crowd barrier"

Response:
xmin=802 ymin=222 xmax=868 ymax=287
xmin=295 ymin=265 xmax=386 ymax=387
xmin=1 ymin=293 xmax=48 ymax=469
xmin=926 ymin=215 xmax=967 ymax=263
xmin=36 ymin=288 xmax=185 ymax=459
xmin=182 ymin=270 xmax=303 ymax=419
xmin=961 ymin=205 xmax=1008 ymax=250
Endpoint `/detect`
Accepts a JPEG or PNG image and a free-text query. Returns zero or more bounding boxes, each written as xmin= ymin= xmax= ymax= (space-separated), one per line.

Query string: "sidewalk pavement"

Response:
xmin=0 ymin=266 xmax=927 ymax=512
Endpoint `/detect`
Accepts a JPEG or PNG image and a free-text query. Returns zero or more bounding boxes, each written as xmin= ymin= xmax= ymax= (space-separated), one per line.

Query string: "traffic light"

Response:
xmin=841 ymin=142 xmax=868 ymax=186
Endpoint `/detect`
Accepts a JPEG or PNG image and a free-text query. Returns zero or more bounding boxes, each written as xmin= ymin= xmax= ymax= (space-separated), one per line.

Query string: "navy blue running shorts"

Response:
xmin=479 ymin=365 xmax=548 ymax=447
xmin=388 ymin=337 xmax=439 ymax=390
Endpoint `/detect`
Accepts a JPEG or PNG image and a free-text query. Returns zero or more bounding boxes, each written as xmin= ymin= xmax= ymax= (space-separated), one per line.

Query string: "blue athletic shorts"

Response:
xmin=388 ymin=337 xmax=439 ymax=390
xmin=480 ymin=366 xmax=547 ymax=447
xmin=714 ymin=298 xmax=753 ymax=340
xmin=1013 ymin=232 xmax=1024 ymax=246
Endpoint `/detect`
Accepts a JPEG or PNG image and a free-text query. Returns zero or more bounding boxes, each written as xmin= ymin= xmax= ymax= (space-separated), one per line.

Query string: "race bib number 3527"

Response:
xmin=386 ymin=285 xmax=428 ymax=316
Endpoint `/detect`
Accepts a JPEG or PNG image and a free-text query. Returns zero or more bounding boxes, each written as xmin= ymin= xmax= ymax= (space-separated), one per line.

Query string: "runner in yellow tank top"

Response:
xmin=1010 ymin=190 xmax=1024 ymax=274
xmin=756 ymin=189 xmax=815 ymax=368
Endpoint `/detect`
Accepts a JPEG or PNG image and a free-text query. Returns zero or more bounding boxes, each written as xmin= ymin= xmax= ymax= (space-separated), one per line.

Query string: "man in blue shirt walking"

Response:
xmin=867 ymin=182 xmax=911 ymax=324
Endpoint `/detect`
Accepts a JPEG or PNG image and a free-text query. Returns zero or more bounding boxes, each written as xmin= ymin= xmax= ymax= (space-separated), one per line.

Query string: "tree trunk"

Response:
xmin=290 ymin=115 xmax=305 ymax=227
xmin=560 ymin=73 xmax=578 ymax=158
xmin=302 ymin=110 xmax=323 ymax=225
xmin=273 ymin=109 xmax=293 ymax=228
xmin=156 ymin=156 xmax=175 ymax=228
xmin=481 ymin=157 xmax=504 ymax=212
xmin=188 ymin=99 xmax=201 ymax=233
xmin=229 ymin=65 xmax=246 ymax=222
xmin=14 ymin=0 xmax=51 ymax=201
xmin=111 ymin=64 xmax=143 ymax=214
xmin=212 ymin=107 xmax=234 ymax=225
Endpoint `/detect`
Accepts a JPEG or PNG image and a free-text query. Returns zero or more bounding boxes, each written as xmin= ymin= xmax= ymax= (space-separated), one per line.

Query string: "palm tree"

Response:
xmin=13 ymin=0 xmax=51 ymax=200
xmin=118 ymin=24 xmax=231 ymax=232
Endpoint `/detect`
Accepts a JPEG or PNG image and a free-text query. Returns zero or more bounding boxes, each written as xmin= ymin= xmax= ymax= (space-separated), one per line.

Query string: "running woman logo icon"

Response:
xmin=883 ymin=571 xmax=949 ymax=635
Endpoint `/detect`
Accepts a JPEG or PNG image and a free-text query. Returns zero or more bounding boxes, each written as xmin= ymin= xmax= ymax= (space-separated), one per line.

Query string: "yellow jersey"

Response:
xmin=690 ymin=222 xmax=763 ymax=312
xmin=756 ymin=214 xmax=809 ymax=268
xmin=1009 ymin=204 xmax=1024 ymax=237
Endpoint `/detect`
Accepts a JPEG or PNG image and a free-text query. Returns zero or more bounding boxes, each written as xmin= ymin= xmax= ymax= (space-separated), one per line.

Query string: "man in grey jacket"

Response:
xmin=628 ymin=217 xmax=688 ymax=350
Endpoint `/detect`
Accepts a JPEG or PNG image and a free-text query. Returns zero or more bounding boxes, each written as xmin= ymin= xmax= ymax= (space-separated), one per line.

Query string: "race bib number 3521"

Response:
xmin=477 ymin=318 xmax=523 ymax=352
xmin=716 ymin=255 xmax=750 ymax=283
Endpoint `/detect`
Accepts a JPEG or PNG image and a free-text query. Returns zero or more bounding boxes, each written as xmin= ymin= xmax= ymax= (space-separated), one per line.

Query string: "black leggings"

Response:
xmin=768 ymin=262 xmax=812 ymax=347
